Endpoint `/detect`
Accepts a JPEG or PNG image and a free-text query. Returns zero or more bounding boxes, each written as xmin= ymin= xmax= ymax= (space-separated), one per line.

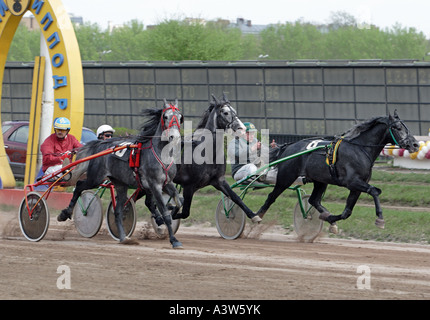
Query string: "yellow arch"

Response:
xmin=0 ymin=0 xmax=84 ymax=188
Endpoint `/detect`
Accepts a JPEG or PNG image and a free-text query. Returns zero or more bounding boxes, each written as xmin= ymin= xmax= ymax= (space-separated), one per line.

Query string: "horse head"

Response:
xmin=210 ymin=93 xmax=245 ymax=133
xmin=388 ymin=110 xmax=419 ymax=153
xmin=161 ymin=98 xmax=183 ymax=143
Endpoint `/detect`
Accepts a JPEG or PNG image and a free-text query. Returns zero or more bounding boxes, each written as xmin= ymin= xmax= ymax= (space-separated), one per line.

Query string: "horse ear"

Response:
xmin=222 ymin=92 xmax=229 ymax=103
xmin=394 ymin=109 xmax=399 ymax=118
xmin=163 ymin=98 xmax=168 ymax=106
xmin=174 ymin=98 xmax=178 ymax=106
xmin=211 ymin=94 xmax=220 ymax=105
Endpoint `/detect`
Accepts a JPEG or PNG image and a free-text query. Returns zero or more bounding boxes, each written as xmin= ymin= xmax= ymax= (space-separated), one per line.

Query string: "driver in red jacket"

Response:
xmin=40 ymin=117 xmax=82 ymax=175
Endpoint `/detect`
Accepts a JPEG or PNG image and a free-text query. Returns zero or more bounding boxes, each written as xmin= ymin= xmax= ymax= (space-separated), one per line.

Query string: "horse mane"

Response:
xmin=76 ymin=137 xmax=126 ymax=157
xmin=339 ymin=116 xmax=388 ymax=140
xmin=196 ymin=103 xmax=216 ymax=129
xmin=137 ymin=108 xmax=163 ymax=142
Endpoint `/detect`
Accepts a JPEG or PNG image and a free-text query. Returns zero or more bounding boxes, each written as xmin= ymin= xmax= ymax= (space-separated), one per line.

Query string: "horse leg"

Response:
xmin=256 ymin=184 xmax=288 ymax=219
xmin=152 ymin=187 xmax=183 ymax=248
xmin=145 ymin=193 xmax=164 ymax=226
xmin=324 ymin=190 xmax=361 ymax=234
xmin=163 ymin=183 xmax=183 ymax=214
xmin=346 ymin=180 xmax=385 ymax=229
xmin=113 ymin=185 xmax=129 ymax=243
xmin=58 ymin=179 xmax=96 ymax=221
xmin=216 ymin=180 xmax=261 ymax=223
xmin=309 ymin=182 xmax=330 ymax=219
xmin=368 ymin=186 xmax=384 ymax=228
xmin=172 ymin=186 xmax=195 ymax=220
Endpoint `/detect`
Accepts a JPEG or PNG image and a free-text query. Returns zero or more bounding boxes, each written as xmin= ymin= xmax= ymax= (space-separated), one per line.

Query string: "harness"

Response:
xmin=129 ymin=104 xmax=180 ymax=188
xmin=323 ymin=117 xmax=409 ymax=184
xmin=325 ymin=137 xmax=343 ymax=184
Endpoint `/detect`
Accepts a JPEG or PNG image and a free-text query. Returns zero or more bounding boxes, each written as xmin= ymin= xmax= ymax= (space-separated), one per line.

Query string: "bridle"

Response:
xmin=219 ymin=103 xmax=240 ymax=129
xmin=342 ymin=117 xmax=410 ymax=149
xmin=161 ymin=104 xmax=182 ymax=131
xmin=131 ymin=104 xmax=182 ymax=188
xmin=388 ymin=119 xmax=410 ymax=148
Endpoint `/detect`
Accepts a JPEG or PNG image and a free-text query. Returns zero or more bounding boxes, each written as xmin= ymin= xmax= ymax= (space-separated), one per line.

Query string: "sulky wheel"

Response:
xmin=215 ymin=197 xmax=246 ymax=240
xmin=18 ymin=192 xmax=49 ymax=242
xmin=293 ymin=194 xmax=323 ymax=243
xmin=73 ymin=190 xmax=103 ymax=238
xmin=106 ymin=198 xmax=137 ymax=241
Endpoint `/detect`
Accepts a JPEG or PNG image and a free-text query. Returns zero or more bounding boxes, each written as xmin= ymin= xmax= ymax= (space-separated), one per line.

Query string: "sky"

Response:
xmin=59 ymin=0 xmax=430 ymax=37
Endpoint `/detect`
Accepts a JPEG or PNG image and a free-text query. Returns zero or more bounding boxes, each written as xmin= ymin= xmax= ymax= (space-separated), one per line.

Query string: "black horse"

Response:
xmin=171 ymin=94 xmax=262 ymax=223
xmin=59 ymin=100 xmax=184 ymax=248
xmin=258 ymin=111 xmax=419 ymax=232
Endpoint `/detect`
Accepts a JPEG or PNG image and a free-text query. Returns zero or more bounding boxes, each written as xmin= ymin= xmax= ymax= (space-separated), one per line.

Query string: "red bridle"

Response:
xmin=161 ymin=104 xmax=181 ymax=131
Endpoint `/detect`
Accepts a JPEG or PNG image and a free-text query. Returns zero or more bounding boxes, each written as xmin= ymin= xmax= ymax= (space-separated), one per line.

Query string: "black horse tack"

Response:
xmin=259 ymin=111 xmax=419 ymax=233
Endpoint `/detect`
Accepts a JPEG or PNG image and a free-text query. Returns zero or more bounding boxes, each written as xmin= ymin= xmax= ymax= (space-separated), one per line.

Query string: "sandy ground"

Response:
xmin=0 ymin=209 xmax=429 ymax=300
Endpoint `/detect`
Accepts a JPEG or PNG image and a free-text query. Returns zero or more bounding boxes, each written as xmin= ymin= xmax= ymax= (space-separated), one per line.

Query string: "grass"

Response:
xmin=168 ymin=167 xmax=430 ymax=244
xmin=6 ymin=167 xmax=430 ymax=244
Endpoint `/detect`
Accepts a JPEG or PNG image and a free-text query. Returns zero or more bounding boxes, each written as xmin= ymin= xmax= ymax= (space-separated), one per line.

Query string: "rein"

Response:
xmin=324 ymin=118 xmax=407 ymax=183
xmin=130 ymin=106 xmax=180 ymax=187
xmin=339 ymin=119 xmax=406 ymax=148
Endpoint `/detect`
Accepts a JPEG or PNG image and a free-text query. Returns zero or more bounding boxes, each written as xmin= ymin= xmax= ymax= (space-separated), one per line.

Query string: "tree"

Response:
xmin=260 ymin=21 xmax=325 ymax=59
xmin=7 ymin=24 xmax=40 ymax=61
xmin=107 ymin=20 xmax=147 ymax=60
xmin=5 ymin=13 xmax=430 ymax=62
xmin=142 ymin=19 xmax=244 ymax=60
xmin=74 ymin=22 xmax=109 ymax=61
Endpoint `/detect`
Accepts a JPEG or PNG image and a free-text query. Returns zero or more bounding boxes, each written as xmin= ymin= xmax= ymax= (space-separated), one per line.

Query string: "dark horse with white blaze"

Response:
xmin=59 ymin=100 xmax=184 ymax=248
xmin=258 ymin=111 xmax=419 ymax=232
xmin=171 ymin=94 xmax=262 ymax=223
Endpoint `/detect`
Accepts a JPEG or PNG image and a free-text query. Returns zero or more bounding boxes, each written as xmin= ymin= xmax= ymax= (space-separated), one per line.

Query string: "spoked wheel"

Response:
xmin=106 ymin=198 xmax=137 ymax=241
xmin=293 ymin=194 xmax=323 ymax=243
xmin=18 ymin=192 xmax=49 ymax=242
xmin=215 ymin=197 xmax=246 ymax=240
xmin=73 ymin=190 xmax=103 ymax=238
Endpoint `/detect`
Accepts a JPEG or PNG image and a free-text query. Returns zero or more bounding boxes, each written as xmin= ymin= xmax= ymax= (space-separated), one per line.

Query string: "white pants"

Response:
xmin=44 ymin=164 xmax=63 ymax=176
xmin=233 ymin=164 xmax=277 ymax=184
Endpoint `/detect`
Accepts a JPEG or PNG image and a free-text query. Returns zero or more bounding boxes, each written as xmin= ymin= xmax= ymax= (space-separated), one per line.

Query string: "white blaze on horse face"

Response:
xmin=161 ymin=108 xmax=181 ymax=142
xmin=224 ymin=105 xmax=246 ymax=132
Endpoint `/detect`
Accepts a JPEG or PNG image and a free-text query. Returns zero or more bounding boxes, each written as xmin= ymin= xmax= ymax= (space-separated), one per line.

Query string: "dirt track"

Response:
xmin=1 ymin=210 xmax=429 ymax=300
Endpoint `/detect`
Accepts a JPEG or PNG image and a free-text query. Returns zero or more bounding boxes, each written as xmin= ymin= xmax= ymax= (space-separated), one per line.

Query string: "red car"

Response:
xmin=2 ymin=120 xmax=97 ymax=180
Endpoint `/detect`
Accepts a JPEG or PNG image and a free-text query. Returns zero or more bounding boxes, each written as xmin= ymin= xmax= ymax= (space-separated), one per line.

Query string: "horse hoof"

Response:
xmin=251 ymin=215 xmax=262 ymax=223
xmin=172 ymin=241 xmax=183 ymax=249
xmin=375 ymin=218 xmax=385 ymax=229
xmin=329 ymin=223 xmax=338 ymax=234
xmin=120 ymin=237 xmax=139 ymax=245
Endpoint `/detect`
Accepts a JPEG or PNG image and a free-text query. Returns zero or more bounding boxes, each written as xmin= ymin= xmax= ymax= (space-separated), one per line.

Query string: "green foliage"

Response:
xmin=7 ymin=24 xmax=40 ymax=61
xmin=74 ymin=22 xmax=109 ymax=61
xmin=141 ymin=19 xmax=245 ymax=60
xmin=6 ymin=12 xmax=430 ymax=62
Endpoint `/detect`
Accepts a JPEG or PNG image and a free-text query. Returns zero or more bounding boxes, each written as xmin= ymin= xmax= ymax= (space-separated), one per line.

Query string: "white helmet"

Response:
xmin=97 ymin=124 xmax=115 ymax=138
